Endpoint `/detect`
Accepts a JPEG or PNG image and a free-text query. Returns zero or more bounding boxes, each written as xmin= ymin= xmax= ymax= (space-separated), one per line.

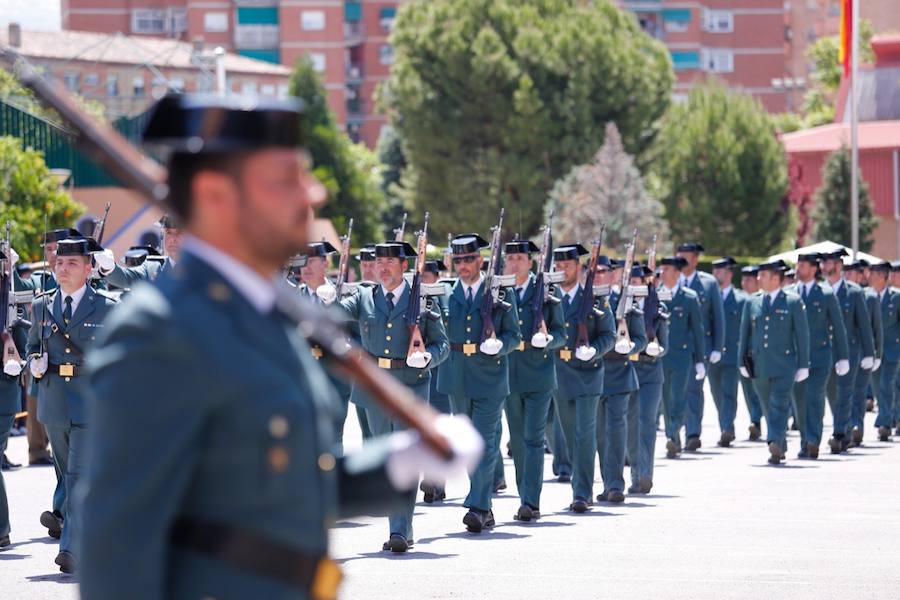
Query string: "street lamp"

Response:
xmin=771 ymin=77 xmax=807 ymax=112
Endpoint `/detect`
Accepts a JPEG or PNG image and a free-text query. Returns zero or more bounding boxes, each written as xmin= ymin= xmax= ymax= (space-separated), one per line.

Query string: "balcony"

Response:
xmin=346 ymin=98 xmax=366 ymax=122
xmin=235 ymin=0 xmax=277 ymax=6
xmin=344 ymin=22 xmax=365 ymax=47
xmin=346 ymin=63 xmax=363 ymax=83
xmin=234 ymin=24 xmax=279 ymax=49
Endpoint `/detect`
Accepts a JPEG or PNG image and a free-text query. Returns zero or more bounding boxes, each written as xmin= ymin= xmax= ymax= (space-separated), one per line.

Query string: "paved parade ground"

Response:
xmin=2 ymin=390 xmax=899 ymax=600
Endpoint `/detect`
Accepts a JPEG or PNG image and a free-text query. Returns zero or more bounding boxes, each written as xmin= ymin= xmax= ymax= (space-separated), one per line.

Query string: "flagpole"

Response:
xmin=850 ymin=0 xmax=859 ymax=259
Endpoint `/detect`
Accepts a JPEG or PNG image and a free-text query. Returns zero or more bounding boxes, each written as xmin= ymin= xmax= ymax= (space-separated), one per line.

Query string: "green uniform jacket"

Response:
xmin=865 ymin=289 xmax=884 ymax=360
xmin=508 ymin=274 xmax=567 ymax=394
xmin=26 ymin=286 xmax=119 ymax=426
xmin=834 ymin=279 xmax=876 ymax=358
xmin=880 ymin=287 xmax=900 ymax=362
xmin=634 ymin=304 xmax=670 ymax=385
xmin=661 ymin=285 xmax=705 ymax=369
xmin=721 ymin=288 xmax=748 ymax=367
xmin=296 ymin=282 xmax=353 ymax=399
xmin=553 ymin=285 xmax=616 ymax=398
xmin=79 ymin=252 xmax=406 ymax=600
xmin=104 ymin=257 xmax=173 ymax=288
xmin=602 ymin=291 xmax=649 ymax=396
xmin=685 ymin=270 xmax=726 ymax=356
xmin=0 ymin=323 xmax=28 ymax=415
xmin=791 ymin=282 xmax=849 ymax=367
xmin=738 ymin=289 xmax=810 ymax=379
xmin=340 ymin=282 xmax=449 ymax=408
xmin=436 ymin=278 xmax=522 ymax=399
xmin=15 ymin=269 xmax=57 ymax=293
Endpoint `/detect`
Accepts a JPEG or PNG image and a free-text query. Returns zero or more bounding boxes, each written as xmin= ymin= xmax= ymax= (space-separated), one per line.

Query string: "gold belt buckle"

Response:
xmin=463 ymin=343 xmax=477 ymax=356
xmin=311 ymin=347 xmax=323 ymax=360
xmin=517 ymin=341 xmax=525 ymax=351
xmin=629 ymin=353 xmax=639 ymax=362
xmin=560 ymin=349 xmax=572 ymax=362
xmin=377 ymin=357 xmax=392 ymax=369
xmin=59 ymin=364 xmax=74 ymax=377
xmin=311 ymin=557 xmax=343 ymax=600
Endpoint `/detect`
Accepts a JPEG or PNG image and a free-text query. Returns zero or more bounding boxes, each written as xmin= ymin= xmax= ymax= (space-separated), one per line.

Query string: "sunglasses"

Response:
xmin=452 ymin=255 xmax=480 ymax=265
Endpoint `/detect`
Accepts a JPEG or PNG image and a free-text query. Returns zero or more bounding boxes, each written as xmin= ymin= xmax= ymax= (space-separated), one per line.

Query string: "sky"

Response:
xmin=0 ymin=0 xmax=61 ymax=31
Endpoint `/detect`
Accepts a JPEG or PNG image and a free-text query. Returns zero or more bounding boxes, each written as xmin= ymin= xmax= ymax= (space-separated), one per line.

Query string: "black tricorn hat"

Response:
xmin=553 ymin=244 xmax=589 ymax=261
xmin=424 ymin=260 xmax=446 ymax=274
xmin=676 ymin=242 xmax=705 ymax=253
xmin=741 ymin=265 xmax=760 ymax=276
xmin=797 ymin=253 xmax=821 ymax=264
xmin=890 ymin=260 xmax=900 ymax=272
xmin=660 ymin=256 xmax=688 ymax=269
xmin=820 ymin=248 xmax=850 ymax=261
xmin=157 ymin=214 xmax=181 ymax=229
xmin=375 ymin=241 xmax=417 ymax=259
xmin=142 ymin=94 xmax=306 ymax=154
xmin=450 ymin=234 xmax=489 ymax=255
xmin=758 ymin=259 xmax=789 ymax=273
xmin=869 ymin=261 xmax=891 ymax=273
xmin=712 ymin=256 xmax=737 ymax=269
xmin=56 ymin=237 xmax=103 ymax=256
xmin=504 ymin=239 xmax=540 ymax=255
xmin=304 ymin=241 xmax=337 ymax=257
xmin=630 ymin=262 xmax=647 ymax=278
xmin=42 ymin=228 xmax=82 ymax=245
xmin=124 ymin=245 xmax=161 ymax=267
xmin=355 ymin=245 xmax=376 ymax=262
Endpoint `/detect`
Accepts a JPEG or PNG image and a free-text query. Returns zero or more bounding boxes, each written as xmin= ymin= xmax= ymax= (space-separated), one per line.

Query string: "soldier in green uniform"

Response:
xmin=437 ymin=233 xmax=521 ymax=532
xmin=708 ymin=257 xmax=747 ymax=447
xmin=847 ymin=261 xmax=883 ymax=444
xmin=821 ymin=249 xmax=875 ymax=453
xmin=740 ymin=265 xmax=764 ymax=440
xmin=503 ymin=239 xmax=566 ymax=521
xmin=27 ymin=236 xmax=119 ymax=573
xmin=356 ymin=245 xmax=377 ymax=283
xmin=552 ymin=246 xmax=616 ymax=513
xmin=627 ymin=264 xmax=669 ymax=494
xmin=791 ymin=253 xmax=849 ymax=458
xmin=676 ymin=243 xmax=726 ymax=451
xmin=658 ymin=257 xmax=705 ymax=458
xmin=738 ymin=260 xmax=810 ymax=465
xmin=867 ymin=262 xmax=900 ymax=441
xmin=340 ymin=241 xmax=449 ymax=552
xmin=78 ymin=94 xmax=480 ymax=599
xmin=95 ymin=215 xmax=181 ymax=286
xmin=597 ymin=265 xmax=647 ymax=503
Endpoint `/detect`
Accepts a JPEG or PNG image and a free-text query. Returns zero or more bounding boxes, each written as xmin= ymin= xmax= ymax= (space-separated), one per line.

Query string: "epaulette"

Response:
xmin=681 ymin=287 xmax=699 ymax=299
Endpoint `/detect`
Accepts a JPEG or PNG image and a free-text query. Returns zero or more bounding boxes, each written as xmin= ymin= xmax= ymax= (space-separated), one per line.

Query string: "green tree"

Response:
xmin=547 ymin=122 xmax=668 ymax=251
xmin=1 ymin=68 xmax=107 ymax=123
xmin=375 ymin=125 xmax=409 ymax=239
xmin=0 ymin=136 xmax=84 ymax=261
xmin=288 ymin=57 xmax=386 ymax=244
xmin=652 ymin=81 xmax=790 ymax=256
xmin=382 ymin=0 xmax=673 ymax=238
xmin=812 ymin=145 xmax=878 ymax=252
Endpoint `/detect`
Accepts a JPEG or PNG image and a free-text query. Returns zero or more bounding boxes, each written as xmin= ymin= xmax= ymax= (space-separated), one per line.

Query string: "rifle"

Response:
xmin=643 ymin=234 xmax=660 ymax=341
xmin=92 ymin=201 xmax=112 ymax=245
xmin=406 ymin=213 xmax=429 ymax=357
xmin=530 ymin=213 xmax=564 ymax=338
xmin=443 ymin=233 xmax=453 ymax=278
xmin=333 ymin=219 xmax=354 ymax=298
xmin=2 ymin=50 xmax=454 ymax=459
xmin=574 ymin=225 xmax=606 ymax=349
xmin=0 ymin=222 xmax=27 ymax=368
xmin=614 ymin=229 xmax=639 ymax=349
xmin=394 ymin=213 xmax=407 ymax=242
xmin=480 ymin=209 xmax=515 ymax=342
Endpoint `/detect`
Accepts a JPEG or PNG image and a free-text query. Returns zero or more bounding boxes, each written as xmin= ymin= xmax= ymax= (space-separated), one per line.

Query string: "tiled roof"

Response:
xmin=782 ymin=120 xmax=900 ymax=154
xmin=0 ymin=28 xmax=289 ymax=76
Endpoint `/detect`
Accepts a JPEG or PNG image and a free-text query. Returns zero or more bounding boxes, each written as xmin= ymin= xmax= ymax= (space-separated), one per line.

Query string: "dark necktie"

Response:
xmin=518 ymin=287 xmax=525 ymax=302
xmin=466 ymin=287 xmax=474 ymax=309
xmin=802 ymin=285 xmax=808 ymax=301
xmin=563 ymin=295 xmax=571 ymax=311
xmin=386 ymin=291 xmax=395 ymax=312
xmin=63 ymin=296 xmax=73 ymax=327
xmin=763 ymin=294 xmax=771 ymax=314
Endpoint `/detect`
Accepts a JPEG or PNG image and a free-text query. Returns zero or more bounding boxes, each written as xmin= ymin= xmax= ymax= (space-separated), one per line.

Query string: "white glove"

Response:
xmin=645 ymin=341 xmax=663 ymax=357
xmin=873 ymin=358 xmax=882 ymax=372
xmin=694 ymin=362 xmax=706 ymax=380
xmin=835 ymin=359 xmax=850 ymax=376
xmin=30 ymin=354 xmax=48 ymax=378
xmin=615 ymin=338 xmax=635 ymax=355
xmin=95 ymin=248 xmax=115 ymax=274
xmin=480 ymin=338 xmax=503 ymax=355
xmin=709 ymin=351 xmax=722 ymax=364
xmin=860 ymin=356 xmax=874 ymax=370
xmin=794 ymin=368 xmax=809 ymax=382
xmin=315 ymin=284 xmax=336 ymax=305
xmin=530 ymin=332 xmax=552 ymax=349
xmin=575 ymin=345 xmax=597 ymax=361
xmin=8 ymin=246 xmax=19 ymax=266
xmin=385 ymin=414 xmax=485 ymax=489
xmin=3 ymin=360 xmax=23 ymax=376
xmin=740 ymin=366 xmax=750 ymax=378
xmin=406 ymin=351 xmax=432 ymax=369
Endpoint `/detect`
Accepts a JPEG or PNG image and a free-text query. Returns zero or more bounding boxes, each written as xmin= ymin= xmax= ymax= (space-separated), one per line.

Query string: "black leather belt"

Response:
xmin=172 ymin=517 xmax=341 ymax=598
xmin=368 ymin=354 xmax=407 ymax=369
xmin=450 ymin=342 xmax=480 ymax=356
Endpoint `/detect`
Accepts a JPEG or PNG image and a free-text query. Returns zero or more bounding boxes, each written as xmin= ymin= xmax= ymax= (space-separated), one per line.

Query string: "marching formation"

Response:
xmin=0 ymin=93 xmax=897 ymax=600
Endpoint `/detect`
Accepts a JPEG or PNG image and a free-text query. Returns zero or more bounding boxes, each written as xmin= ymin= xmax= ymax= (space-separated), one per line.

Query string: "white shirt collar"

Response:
xmin=182 ymin=236 xmax=277 ymax=314
xmin=721 ymin=285 xmax=733 ymax=300
xmin=830 ymin=277 xmax=844 ymax=293
xmin=560 ymin=282 xmax=580 ymax=303
xmin=462 ymin=275 xmax=483 ymax=298
xmin=682 ymin=271 xmax=696 ymax=287
xmin=381 ymin=280 xmax=407 ymax=301
xmin=767 ymin=289 xmax=781 ymax=304
xmin=60 ymin=284 xmax=88 ymax=315
xmin=800 ymin=280 xmax=815 ymax=295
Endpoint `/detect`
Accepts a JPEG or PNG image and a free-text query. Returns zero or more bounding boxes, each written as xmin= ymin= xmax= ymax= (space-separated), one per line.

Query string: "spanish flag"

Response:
xmin=839 ymin=0 xmax=852 ymax=76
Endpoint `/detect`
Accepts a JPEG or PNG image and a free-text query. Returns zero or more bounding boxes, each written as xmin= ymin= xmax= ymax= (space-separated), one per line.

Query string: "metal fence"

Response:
xmin=0 ymin=98 xmax=151 ymax=187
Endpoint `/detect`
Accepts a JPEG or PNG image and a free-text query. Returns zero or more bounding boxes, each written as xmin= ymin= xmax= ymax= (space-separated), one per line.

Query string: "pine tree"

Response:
xmin=547 ymin=122 xmax=668 ymax=251
xmin=812 ymin=145 xmax=878 ymax=252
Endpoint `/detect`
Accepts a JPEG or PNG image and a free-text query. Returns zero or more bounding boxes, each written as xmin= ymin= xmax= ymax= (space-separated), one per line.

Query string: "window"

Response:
xmin=261 ymin=84 xmax=275 ymax=96
xmin=169 ymin=8 xmax=187 ymax=33
xmin=664 ymin=20 xmax=689 ymax=33
xmin=241 ymin=81 xmax=258 ymax=95
xmin=378 ymin=45 xmax=394 ymax=65
xmin=379 ymin=7 xmax=396 ymax=33
xmin=670 ymin=50 xmax=700 ymax=71
xmin=132 ymin=9 xmax=166 ymax=33
xmin=307 ymin=52 xmax=326 ymax=73
xmin=301 ymin=10 xmax=325 ymax=31
xmin=204 ymin=12 xmax=228 ymax=32
xmin=703 ymin=10 xmax=733 ymax=33
xmin=133 ymin=76 xmax=145 ymax=97
xmin=702 ymin=48 xmax=734 ymax=73
xmin=106 ymin=75 xmax=118 ymax=97
xmin=63 ymin=72 xmax=80 ymax=92
xmin=828 ymin=1 xmax=840 ymax=17
xmin=83 ymin=73 xmax=100 ymax=88
xmin=277 ymin=84 xmax=289 ymax=99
